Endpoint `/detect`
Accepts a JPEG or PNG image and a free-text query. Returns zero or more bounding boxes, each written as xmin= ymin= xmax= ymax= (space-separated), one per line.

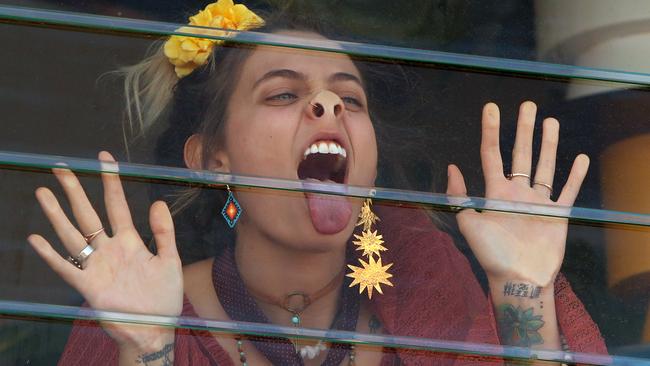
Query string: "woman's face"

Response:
xmin=215 ymin=31 xmax=377 ymax=251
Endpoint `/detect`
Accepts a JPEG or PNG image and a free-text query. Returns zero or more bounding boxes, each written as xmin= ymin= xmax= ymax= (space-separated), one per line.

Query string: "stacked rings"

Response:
xmin=67 ymin=244 xmax=95 ymax=269
xmin=83 ymin=227 xmax=105 ymax=244
xmin=77 ymin=244 xmax=94 ymax=262
xmin=67 ymin=227 xmax=104 ymax=269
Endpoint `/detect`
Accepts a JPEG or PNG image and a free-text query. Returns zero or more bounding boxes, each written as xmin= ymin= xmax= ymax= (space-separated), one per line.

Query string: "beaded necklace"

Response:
xmin=234 ymin=338 xmax=358 ymax=366
xmin=234 ymin=316 xmax=382 ymax=365
xmin=213 ymin=246 xmax=360 ymax=366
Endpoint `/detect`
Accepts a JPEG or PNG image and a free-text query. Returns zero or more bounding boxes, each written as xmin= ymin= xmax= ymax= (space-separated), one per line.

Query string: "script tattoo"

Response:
xmin=503 ymin=281 xmax=542 ymax=299
xmin=496 ymin=304 xmax=545 ymax=347
xmin=136 ymin=343 xmax=174 ymax=366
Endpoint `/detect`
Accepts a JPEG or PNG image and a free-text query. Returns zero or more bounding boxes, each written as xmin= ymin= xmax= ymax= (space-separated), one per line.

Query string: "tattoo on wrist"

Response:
xmin=136 ymin=343 xmax=174 ymax=366
xmin=496 ymin=304 xmax=545 ymax=347
xmin=503 ymin=281 xmax=542 ymax=299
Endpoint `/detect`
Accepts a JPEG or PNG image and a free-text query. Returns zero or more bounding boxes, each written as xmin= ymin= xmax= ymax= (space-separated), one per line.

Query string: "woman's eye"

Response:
xmin=266 ymin=92 xmax=298 ymax=104
xmin=342 ymin=96 xmax=364 ymax=111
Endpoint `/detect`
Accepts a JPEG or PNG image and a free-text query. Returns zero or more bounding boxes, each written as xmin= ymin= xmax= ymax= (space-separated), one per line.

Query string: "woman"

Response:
xmin=27 ymin=1 xmax=606 ymax=365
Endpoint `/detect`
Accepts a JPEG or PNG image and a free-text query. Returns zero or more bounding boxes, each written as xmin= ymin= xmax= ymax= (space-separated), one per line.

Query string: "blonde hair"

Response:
xmin=122 ymin=43 xmax=178 ymax=139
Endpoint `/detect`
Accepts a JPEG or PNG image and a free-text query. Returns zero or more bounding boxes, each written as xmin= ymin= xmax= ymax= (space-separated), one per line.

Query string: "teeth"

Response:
xmin=303 ymin=140 xmax=347 ymax=159
xmin=318 ymin=142 xmax=328 ymax=154
xmin=328 ymin=142 xmax=339 ymax=154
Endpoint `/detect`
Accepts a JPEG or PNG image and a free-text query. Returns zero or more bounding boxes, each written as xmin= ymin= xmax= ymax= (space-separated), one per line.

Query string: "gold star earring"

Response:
xmin=347 ymin=198 xmax=394 ymax=299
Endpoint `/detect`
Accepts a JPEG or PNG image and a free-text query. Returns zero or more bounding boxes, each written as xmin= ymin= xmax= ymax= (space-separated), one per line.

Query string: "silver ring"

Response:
xmin=533 ymin=181 xmax=553 ymax=195
xmin=67 ymin=256 xmax=82 ymax=269
xmin=76 ymin=244 xmax=95 ymax=264
xmin=507 ymin=173 xmax=531 ymax=180
xmin=83 ymin=227 xmax=105 ymax=244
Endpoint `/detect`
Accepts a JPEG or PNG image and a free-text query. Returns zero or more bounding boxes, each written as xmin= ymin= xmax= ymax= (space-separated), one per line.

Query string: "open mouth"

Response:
xmin=298 ymin=139 xmax=352 ymax=234
xmin=298 ymin=140 xmax=348 ymax=184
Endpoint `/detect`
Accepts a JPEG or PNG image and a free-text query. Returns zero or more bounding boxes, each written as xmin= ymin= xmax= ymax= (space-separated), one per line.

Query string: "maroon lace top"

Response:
xmin=58 ymin=205 xmax=607 ymax=365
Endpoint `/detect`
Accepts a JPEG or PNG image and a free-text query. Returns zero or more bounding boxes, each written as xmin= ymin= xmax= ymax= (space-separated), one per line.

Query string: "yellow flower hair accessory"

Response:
xmin=164 ymin=0 xmax=264 ymax=78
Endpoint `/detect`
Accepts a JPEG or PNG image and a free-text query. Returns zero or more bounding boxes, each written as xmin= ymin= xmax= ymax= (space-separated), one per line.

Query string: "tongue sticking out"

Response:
xmin=303 ymin=179 xmax=352 ymax=234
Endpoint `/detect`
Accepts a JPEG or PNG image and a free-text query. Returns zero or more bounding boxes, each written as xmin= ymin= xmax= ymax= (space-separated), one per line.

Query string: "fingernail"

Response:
xmin=100 ymin=161 xmax=119 ymax=173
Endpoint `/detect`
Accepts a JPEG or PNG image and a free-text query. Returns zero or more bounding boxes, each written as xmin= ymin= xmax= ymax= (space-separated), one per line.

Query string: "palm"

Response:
xmin=28 ymin=151 xmax=183 ymax=346
xmin=447 ymin=102 xmax=589 ymax=286
xmin=81 ymin=231 xmax=182 ymax=316
xmin=457 ymin=186 xmax=567 ymax=285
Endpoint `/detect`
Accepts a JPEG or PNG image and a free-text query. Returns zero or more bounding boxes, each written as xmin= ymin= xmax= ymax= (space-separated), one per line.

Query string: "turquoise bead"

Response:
xmin=291 ymin=315 xmax=300 ymax=325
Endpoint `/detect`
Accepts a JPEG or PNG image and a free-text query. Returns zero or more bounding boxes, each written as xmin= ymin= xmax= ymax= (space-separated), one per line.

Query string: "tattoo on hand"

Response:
xmin=136 ymin=343 xmax=174 ymax=366
xmin=497 ymin=304 xmax=545 ymax=347
xmin=503 ymin=281 xmax=541 ymax=299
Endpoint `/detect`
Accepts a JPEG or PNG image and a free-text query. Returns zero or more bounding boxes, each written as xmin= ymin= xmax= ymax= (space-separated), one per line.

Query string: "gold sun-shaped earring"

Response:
xmin=353 ymin=230 xmax=386 ymax=258
xmin=356 ymin=198 xmax=380 ymax=231
xmin=347 ymin=198 xmax=394 ymax=299
xmin=347 ymin=256 xmax=393 ymax=299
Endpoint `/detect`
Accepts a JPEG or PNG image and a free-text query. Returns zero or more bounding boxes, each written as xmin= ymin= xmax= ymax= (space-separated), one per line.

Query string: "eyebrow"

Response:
xmin=252 ymin=69 xmax=364 ymax=89
xmin=328 ymin=72 xmax=364 ymax=88
xmin=253 ymin=69 xmax=305 ymax=89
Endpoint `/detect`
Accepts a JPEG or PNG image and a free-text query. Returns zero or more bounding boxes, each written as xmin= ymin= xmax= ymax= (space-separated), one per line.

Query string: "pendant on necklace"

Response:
xmin=290 ymin=312 xmax=301 ymax=353
xmin=290 ymin=313 xmax=327 ymax=360
xmin=299 ymin=340 xmax=327 ymax=359
xmin=291 ymin=313 xmax=301 ymax=326
xmin=284 ymin=292 xmax=310 ymax=354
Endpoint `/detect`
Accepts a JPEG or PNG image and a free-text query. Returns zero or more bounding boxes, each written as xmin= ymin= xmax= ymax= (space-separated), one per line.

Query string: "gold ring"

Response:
xmin=534 ymin=181 xmax=553 ymax=195
xmin=507 ymin=173 xmax=531 ymax=180
xmin=83 ymin=227 xmax=105 ymax=244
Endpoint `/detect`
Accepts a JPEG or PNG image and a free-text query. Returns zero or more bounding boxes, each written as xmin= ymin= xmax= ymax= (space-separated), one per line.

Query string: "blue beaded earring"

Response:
xmin=221 ymin=185 xmax=242 ymax=228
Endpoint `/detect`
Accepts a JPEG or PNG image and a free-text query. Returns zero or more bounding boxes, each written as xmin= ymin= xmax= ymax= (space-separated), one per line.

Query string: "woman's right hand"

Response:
xmin=27 ymin=151 xmax=183 ymax=352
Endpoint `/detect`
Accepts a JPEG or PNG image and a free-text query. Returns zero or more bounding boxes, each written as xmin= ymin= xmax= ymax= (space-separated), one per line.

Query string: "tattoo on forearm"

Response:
xmin=496 ymin=304 xmax=545 ymax=347
xmin=503 ymin=281 xmax=542 ymax=299
xmin=136 ymin=343 xmax=174 ymax=366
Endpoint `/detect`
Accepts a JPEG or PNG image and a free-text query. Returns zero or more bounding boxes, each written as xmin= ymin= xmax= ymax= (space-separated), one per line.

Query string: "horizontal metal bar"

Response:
xmin=1 ymin=5 xmax=650 ymax=86
xmin=0 ymin=300 xmax=637 ymax=365
xmin=1 ymin=150 xmax=650 ymax=228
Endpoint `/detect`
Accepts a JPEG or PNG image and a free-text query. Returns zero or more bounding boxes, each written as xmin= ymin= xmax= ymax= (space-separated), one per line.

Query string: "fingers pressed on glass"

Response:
xmin=35 ymin=187 xmax=90 ymax=256
xmin=28 ymin=234 xmax=83 ymax=285
xmin=557 ymin=154 xmax=590 ymax=206
xmin=98 ymin=151 xmax=135 ymax=234
xmin=532 ymin=118 xmax=559 ymax=198
xmin=510 ymin=101 xmax=536 ymax=186
xmin=52 ymin=168 xmax=107 ymax=246
xmin=149 ymin=201 xmax=179 ymax=260
xmin=480 ymin=103 xmax=505 ymax=184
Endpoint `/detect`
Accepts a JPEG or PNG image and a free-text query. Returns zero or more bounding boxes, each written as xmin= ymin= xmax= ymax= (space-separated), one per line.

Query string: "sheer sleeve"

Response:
xmin=57 ymin=298 xmax=233 ymax=365
xmin=555 ymin=273 xmax=608 ymax=355
xmin=57 ymin=317 xmax=118 ymax=366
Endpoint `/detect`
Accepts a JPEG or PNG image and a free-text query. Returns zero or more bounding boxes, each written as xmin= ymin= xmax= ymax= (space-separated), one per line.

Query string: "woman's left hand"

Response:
xmin=446 ymin=101 xmax=590 ymax=287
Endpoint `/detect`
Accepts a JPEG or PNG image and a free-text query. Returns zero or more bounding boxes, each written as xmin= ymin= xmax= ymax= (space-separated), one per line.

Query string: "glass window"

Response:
xmin=2 ymin=2 xmax=650 ymax=365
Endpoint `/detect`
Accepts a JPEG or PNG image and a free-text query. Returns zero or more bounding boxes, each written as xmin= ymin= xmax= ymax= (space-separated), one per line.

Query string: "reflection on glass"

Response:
xmin=2 ymin=1 xmax=650 ymax=365
xmin=4 ymin=1 xmax=650 ymax=77
xmin=4 ymin=171 xmax=650 ymax=364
